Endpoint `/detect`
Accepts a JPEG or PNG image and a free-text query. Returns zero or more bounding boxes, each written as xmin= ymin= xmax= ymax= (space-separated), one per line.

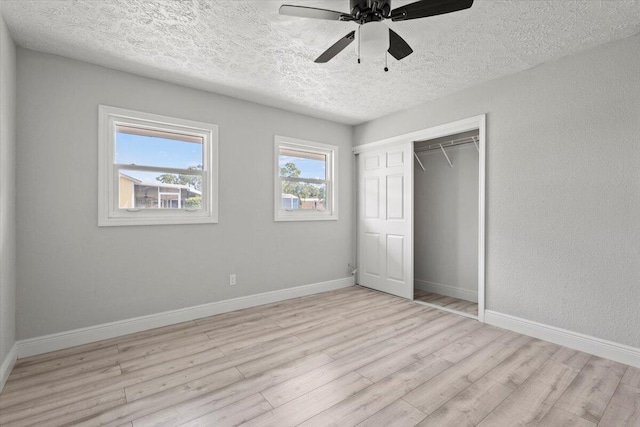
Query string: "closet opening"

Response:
xmin=413 ymin=130 xmax=480 ymax=319
xmin=353 ymin=114 xmax=485 ymax=320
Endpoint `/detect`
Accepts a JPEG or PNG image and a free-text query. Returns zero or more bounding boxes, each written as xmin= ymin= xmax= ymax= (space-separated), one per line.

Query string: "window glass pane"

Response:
xmin=119 ymin=169 xmax=202 ymax=210
xmin=115 ymin=125 xmax=203 ymax=170
xmin=281 ymin=180 xmax=327 ymax=211
xmin=279 ymin=148 xmax=326 ymax=180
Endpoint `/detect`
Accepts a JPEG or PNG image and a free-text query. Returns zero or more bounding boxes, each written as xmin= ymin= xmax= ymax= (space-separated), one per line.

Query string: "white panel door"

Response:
xmin=358 ymin=143 xmax=413 ymax=299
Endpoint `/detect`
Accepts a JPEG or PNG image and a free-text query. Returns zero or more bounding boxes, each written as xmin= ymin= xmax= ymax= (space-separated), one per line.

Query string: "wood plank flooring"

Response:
xmin=414 ymin=289 xmax=479 ymax=316
xmin=1 ymin=286 xmax=638 ymax=427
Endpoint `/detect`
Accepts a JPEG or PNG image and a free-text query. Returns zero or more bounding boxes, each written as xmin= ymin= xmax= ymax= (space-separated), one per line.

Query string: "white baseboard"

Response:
xmin=0 ymin=343 xmax=17 ymax=393
xmin=17 ymin=276 xmax=355 ymax=359
xmin=414 ymin=279 xmax=478 ymax=303
xmin=485 ymin=310 xmax=640 ymax=369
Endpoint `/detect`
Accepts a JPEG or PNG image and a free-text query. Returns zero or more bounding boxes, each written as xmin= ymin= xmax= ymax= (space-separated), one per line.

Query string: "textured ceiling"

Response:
xmin=1 ymin=0 xmax=640 ymax=125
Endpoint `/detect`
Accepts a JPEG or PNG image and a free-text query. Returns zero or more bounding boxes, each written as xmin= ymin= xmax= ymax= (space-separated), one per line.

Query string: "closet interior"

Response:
xmin=413 ymin=130 xmax=480 ymax=317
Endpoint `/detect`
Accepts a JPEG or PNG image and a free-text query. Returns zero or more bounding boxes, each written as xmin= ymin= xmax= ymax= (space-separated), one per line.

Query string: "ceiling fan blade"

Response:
xmin=315 ymin=31 xmax=356 ymax=63
xmin=390 ymin=0 xmax=473 ymax=21
xmin=388 ymin=29 xmax=413 ymax=60
xmin=279 ymin=5 xmax=351 ymax=21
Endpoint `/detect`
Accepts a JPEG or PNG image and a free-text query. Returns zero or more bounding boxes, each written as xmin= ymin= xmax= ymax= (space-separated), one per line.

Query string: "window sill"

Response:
xmin=98 ymin=215 xmax=218 ymax=227
xmin=274 ymin=213 xmax=338 ymax=222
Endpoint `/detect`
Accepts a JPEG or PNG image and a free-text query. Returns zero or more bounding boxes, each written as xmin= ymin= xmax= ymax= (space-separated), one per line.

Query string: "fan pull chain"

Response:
xmin=357 ymin=25 xmax=361 ymax=64
xmin=384 ymin=52 xmax=388 ymax=72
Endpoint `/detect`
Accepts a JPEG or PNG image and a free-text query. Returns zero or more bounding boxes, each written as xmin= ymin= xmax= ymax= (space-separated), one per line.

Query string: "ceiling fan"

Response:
xmin=280 ymin=0 xmax=474 ymax=69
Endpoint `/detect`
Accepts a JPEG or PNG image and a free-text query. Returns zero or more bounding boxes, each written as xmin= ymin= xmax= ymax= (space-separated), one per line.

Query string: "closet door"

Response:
xmin=358 ymin=143 xmax=413 ymax=299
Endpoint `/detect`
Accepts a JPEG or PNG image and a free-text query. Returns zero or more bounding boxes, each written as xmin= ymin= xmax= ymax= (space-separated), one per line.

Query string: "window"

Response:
xmin=98 ymin=105 xmax=218 ymax=226
xmin=274 ymin=136 xmax=338 ymax=221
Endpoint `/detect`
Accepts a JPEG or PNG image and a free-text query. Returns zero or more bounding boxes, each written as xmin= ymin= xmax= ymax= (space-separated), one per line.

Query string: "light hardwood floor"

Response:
xmin=414 ymin=289 xmax=479 ymax=316
xmin=0 ymin=286 xmax=638 ymax=426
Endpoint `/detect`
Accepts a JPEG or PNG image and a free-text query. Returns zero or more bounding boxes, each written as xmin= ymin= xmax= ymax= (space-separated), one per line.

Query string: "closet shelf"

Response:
xmin=414 ymin=135 xmax=478 ymax=154
xmin=413 ymin=135 xmax=479 ymax=170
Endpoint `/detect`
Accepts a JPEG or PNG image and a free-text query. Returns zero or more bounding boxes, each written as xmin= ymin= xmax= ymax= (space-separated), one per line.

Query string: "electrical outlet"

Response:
xmin=229 ymin=274 xmax=237 ymax=286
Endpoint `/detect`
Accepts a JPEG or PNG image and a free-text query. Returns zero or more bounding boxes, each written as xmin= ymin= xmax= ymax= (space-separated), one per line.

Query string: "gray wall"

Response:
xmin=355 ymin=35 xmax=640 ymax=348
xmin=414 ymin=140 xmax=478 ymax=300
xmin=16 ymin=49 xmax=354 ymax=340
xmin=0 ymin=12 xmax=17 ymax=367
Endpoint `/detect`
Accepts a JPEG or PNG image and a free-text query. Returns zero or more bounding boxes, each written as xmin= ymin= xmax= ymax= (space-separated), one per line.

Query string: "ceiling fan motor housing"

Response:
xmin=350 ymin=0 xmax=392 ymax=22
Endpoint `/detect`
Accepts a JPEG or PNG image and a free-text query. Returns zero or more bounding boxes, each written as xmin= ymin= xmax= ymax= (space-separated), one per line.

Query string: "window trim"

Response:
xmin=274 ymin=135 xmax=338 ymax=222
xmin=98 ymin=105 xmax=218 ymax=226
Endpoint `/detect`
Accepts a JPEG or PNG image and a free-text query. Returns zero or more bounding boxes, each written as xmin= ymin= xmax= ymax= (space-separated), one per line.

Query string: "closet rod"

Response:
xmin=414 ymin=135 xmax=478 ymax=154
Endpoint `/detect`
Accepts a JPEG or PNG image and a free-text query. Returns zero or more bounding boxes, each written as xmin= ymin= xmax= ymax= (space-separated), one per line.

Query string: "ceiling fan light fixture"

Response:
xmin=355 ymin=21 xmax=389 ymax=57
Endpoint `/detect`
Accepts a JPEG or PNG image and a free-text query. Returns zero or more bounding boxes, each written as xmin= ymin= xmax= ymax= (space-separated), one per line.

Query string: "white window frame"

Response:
xmin=274 ymin=135 xmax=338 ymax=222
xmin=98 ymin=105 xmax=218 ymax=226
